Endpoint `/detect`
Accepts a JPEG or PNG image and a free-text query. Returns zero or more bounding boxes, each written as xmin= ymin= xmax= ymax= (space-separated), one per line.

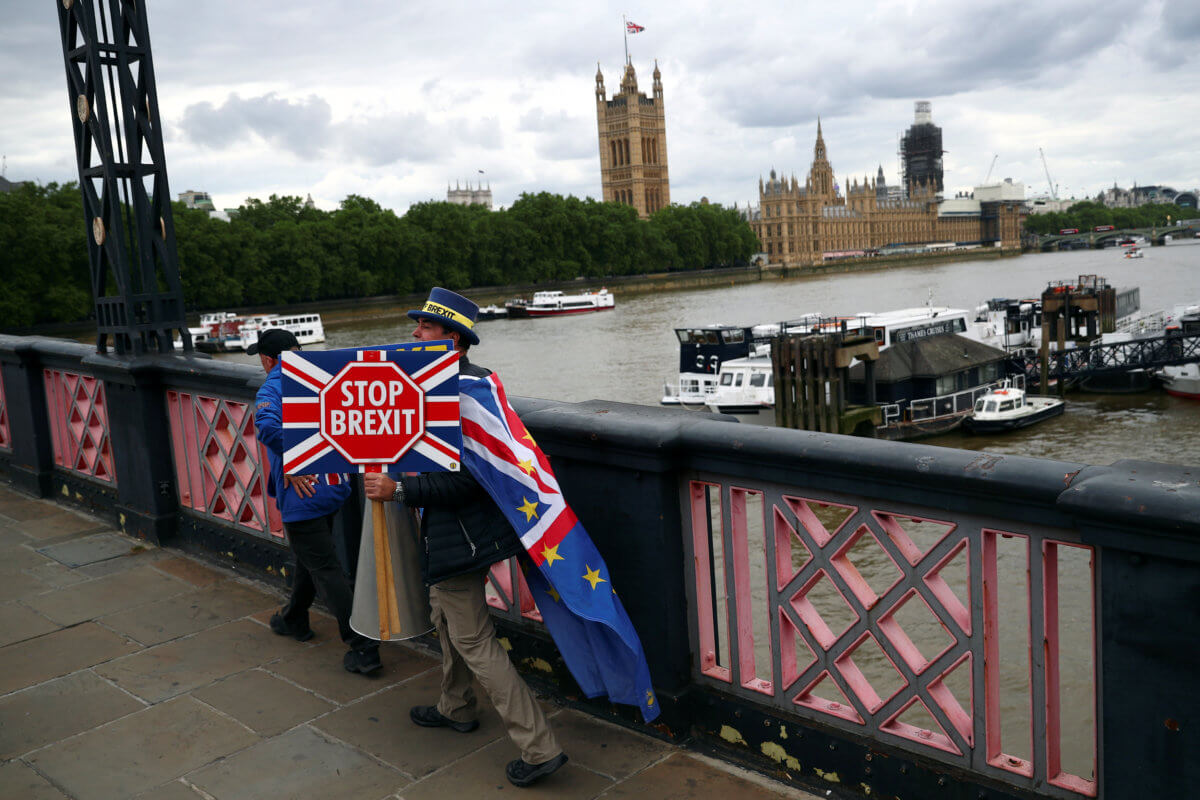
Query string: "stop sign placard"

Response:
xmin=319 ymin=361 xmax=425 ymax=464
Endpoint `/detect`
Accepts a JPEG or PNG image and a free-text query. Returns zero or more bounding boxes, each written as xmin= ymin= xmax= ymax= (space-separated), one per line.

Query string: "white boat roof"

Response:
xmin=856 ymin=307 xmax=970 ymax=327
xmin=719 ymin=354 xmax=772 ymax=368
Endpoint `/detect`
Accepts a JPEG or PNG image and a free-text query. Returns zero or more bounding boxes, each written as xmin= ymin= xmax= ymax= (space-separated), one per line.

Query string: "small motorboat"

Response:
xmin=964 ymin=383 xmax=1065 ymax=433
xmin=1123 ymin=247 xmax=1144 ymax=259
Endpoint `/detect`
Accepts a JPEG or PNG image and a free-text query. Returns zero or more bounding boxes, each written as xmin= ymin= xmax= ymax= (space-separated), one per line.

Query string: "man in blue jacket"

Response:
xmin=252 ymin=328 xmax=381 ymax=674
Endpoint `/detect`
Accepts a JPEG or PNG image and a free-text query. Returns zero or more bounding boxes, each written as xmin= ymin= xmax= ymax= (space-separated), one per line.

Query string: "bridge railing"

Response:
xmin=1 ymin=336 xmax=1196 ymax=800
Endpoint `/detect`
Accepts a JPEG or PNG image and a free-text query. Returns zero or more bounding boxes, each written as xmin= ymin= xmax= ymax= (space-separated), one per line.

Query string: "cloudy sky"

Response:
xmin=4 ymin=1 xmax=1198 ymax=214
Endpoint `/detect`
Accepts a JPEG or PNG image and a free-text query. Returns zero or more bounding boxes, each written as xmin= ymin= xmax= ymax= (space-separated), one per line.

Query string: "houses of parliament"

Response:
xmin=595 ymin=65 xmax=1022 ymax=263
xmin=751 ymin=121 xmax=1023 ymax=267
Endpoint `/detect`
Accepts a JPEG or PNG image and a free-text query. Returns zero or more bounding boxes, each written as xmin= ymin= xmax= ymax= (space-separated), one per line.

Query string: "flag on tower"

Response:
xmin=626 ymin=21 xmax=645 ymax=33
xmin=458 ymin=371 xmax=659 ymax=722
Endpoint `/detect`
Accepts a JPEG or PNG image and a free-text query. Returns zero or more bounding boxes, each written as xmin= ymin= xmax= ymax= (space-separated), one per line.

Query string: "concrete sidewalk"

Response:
xmin=0 ymin=484 xmax=819 ymax=800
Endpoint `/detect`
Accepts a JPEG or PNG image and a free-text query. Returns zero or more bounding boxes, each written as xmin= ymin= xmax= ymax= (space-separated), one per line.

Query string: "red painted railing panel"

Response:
xmin=486 ymin=558 xmax=543 ymax=623
xmin=685 ymin=479 xmax=1097 ymax=798
xmin=42 ymin=369 xmax=114 ymax=483
xmin=166 ymin=390 xmax=282 ymax=539
xmin=0 ymin=373 xmax=11 ymax=452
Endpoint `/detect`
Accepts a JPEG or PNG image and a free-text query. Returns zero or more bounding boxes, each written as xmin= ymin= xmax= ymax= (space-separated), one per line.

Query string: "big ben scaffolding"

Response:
xmin=595 ymin=60 xmax=670 ymax=219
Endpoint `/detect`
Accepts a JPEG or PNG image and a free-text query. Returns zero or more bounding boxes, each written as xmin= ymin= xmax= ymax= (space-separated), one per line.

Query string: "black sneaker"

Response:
xmin=343 ymin=647 xmax=382 ymax=675
xmin=409 ymin=704 xmax=479 ymax=732
xmin=506 ymin=753 xmax=568 ymax=787
xmin=269 ymin=612 xmax=314 ymax=642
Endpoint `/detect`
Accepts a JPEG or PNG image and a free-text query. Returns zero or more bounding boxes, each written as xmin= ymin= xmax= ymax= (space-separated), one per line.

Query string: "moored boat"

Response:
xmin=702 ymin=348 xmax=775 ymax=414
xmin=1160 ymin=363 xmax=1200 ymax=399
xmin=185 ymin=311 xmax=326 ymax=351
xmin=238 ymin=313 xmax=325 ymax=351
xmin=663 ymin=324 xmax=757 ymax=406
xmin=508 ymin=288 xmax=614 ymax=317
xmin=963 ymin=384 xmax=1065 ymax=433
xmin=477 ymin=304 xmax=508 ymax=321
xmin=1157 ymin=307 xmax=1200 ymax=398
xmin=664 ymin=315 xmax=821 ymax=407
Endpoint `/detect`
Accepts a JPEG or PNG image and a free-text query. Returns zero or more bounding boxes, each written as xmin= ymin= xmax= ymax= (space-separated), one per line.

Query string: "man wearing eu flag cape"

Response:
xmin=365 ymin=288 xmax=657 ymax=789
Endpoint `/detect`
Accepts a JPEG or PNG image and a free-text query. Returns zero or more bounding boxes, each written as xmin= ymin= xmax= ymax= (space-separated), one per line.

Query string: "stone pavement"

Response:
xmin=0 ymin=484 xmax=821 ymax=800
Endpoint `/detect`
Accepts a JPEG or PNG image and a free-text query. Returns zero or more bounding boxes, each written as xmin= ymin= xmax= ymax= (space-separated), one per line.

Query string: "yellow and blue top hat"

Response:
xmin=407 ymin=287 xmax=481 ymax=346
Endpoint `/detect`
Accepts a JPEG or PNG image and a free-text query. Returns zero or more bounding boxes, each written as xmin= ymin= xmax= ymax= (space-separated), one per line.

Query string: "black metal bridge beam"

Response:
xmin=56 ymin=0 xmax=190 ymax=356
xmin=1013 ymin=333 xmax=1200 ymax=386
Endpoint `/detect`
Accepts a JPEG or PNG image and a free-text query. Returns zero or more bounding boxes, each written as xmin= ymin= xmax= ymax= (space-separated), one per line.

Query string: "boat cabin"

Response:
xmin=975 ymin=391 xmax=1025 ymax=415
xmin=674 ymin=326 xmax=756 ymax=376
xmin=833 ymin=307 xmax=974 ymax=349
xmin=848 ymin=334 xmax=1009 ymax=406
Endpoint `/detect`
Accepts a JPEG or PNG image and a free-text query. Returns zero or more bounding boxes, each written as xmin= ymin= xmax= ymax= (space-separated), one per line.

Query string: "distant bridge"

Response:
xmin=1038 ymin=224 xmax=1200 ymax=250
xmin=1010 ymin=331 xmax=1200 ymax=388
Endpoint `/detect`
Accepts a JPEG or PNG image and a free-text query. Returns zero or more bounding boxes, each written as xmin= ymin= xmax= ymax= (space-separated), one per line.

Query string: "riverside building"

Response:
xmin=752 ymin=122 xmax=1023 ymax=267
xmin=595 ymin=60 xmax=670 ymax=219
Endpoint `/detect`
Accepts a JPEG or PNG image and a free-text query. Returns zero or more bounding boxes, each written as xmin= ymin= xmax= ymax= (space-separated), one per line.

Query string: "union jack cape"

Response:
xmin=460 ymin=371 xmax=659 ymax=722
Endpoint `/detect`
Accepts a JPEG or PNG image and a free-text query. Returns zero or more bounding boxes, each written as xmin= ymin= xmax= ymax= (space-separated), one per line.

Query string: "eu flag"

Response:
xmin=459 ymin=372 xmax=659 ymax=722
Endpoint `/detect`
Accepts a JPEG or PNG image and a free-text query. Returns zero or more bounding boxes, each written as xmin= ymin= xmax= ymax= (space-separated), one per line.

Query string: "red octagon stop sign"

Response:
xmin=318 ymin=361 xmax=425 ymax=464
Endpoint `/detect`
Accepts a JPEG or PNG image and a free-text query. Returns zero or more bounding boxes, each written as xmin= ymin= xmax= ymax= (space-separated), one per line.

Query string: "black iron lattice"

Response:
xmin=56 ymin=0 xmax=190 ymax=355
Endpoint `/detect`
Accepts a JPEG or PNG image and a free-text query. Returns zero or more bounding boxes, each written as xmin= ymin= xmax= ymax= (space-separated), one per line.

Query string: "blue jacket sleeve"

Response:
xmin=254 ymin=369 xmax=284 ymax=457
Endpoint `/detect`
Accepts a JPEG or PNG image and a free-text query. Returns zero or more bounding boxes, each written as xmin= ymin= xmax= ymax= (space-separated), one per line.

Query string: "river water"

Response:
xmin=315 ymin=242 xmax=1200 ymax=467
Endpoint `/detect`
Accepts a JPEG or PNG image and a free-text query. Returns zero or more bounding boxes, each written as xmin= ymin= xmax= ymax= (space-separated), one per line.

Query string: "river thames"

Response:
xmin=317 ymin=243 xmax=1200 ymax=467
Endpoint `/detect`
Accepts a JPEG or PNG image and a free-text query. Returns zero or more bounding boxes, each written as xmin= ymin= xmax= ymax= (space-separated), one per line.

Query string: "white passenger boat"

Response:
xmin=507 ymin=288 xmax=614 ymax=318
xmin=664 ymin=316 xmax=821 ymax=407
xmin=662 ymin=324 xmax=758 ymax=406
xmin=184 ymin=311 xmax=326 ymax=351
xmin=702 ymin=346 xmax=775 ymax=414
xmin=237 ymin=313 xmax=326 ymax=351
xmin=963 ymin=384 xmax=1065 ymax=433
xmin=1123 ymin=247 xmax=1144 ymax=259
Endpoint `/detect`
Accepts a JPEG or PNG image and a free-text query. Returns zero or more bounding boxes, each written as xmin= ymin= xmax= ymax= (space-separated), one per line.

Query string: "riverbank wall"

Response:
xmin=20 ymin=248 xmax=1020 ymax=340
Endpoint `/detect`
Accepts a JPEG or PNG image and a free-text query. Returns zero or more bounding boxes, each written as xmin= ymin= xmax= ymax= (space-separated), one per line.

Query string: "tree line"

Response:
xmin=1023 ymin=201 xmax=1191 ymax=235
xmin=0 ymin=182 xmax=759 ymax=328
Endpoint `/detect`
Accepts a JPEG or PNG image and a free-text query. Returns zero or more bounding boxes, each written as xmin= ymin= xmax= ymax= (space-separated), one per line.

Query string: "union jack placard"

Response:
xmin=281 ymin=342 xmax=462 ymax=475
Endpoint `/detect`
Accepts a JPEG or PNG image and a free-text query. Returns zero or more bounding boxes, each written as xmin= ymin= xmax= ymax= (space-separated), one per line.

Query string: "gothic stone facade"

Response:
xmin=753 ymin=123 xmax=1022 ymax=267
xmin=595 ymin=61 xmax=670 ymax=219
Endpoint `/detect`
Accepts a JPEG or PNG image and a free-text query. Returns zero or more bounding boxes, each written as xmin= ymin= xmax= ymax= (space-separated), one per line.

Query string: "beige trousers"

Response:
xmin=430 ymin=571 xmax=561 ymax=764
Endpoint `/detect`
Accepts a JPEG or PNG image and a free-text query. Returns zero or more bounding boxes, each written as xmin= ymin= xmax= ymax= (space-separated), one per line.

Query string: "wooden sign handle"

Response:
xmin=366 ymin=465 xmax=397 ymax=641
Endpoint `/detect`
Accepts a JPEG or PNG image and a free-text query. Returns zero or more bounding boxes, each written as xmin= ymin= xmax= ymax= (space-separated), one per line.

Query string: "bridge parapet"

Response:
xmin=0 ymin=335 xmax=1196 ymax=799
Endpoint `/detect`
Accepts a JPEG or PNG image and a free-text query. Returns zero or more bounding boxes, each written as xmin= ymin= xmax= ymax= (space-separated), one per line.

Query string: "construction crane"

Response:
xmin=983 ymin=154 xmax=998 ymax=185
xmin=1039 ymin=148 xmax=1059 ymax=201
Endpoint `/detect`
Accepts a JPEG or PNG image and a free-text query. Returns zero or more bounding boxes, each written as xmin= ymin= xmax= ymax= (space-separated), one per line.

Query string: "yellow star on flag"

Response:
xmin=547 ymin=586 xmax=561 ymax=603
xmin=522 ymin=429 xmax=537 ymax=447
xmin=582 ymin=564 xmax=607 ymax=590
xmin=517 ymin=496 xmax=540 ymax=522
xmin=541 ymin=543 xmax=564 ymax=566
xmin=517 ymin=458 xmax=536 ymax=476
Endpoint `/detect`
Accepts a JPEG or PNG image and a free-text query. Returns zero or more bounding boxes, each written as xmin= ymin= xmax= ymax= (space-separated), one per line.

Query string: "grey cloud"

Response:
xmin=703 ymin=0 xmax=1145 ymax=129
xmin=518 ymin=108 xmax=567 ymax=132
xmin=518 ymin=108 xmax=595 ymax=160
xmin=339 ymin=113 xmax=440 ymax=166
xmin=180 ymin=93 xmax=333 ymax=158
xmin=337 ymin=114 xmax=503 ymax=167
